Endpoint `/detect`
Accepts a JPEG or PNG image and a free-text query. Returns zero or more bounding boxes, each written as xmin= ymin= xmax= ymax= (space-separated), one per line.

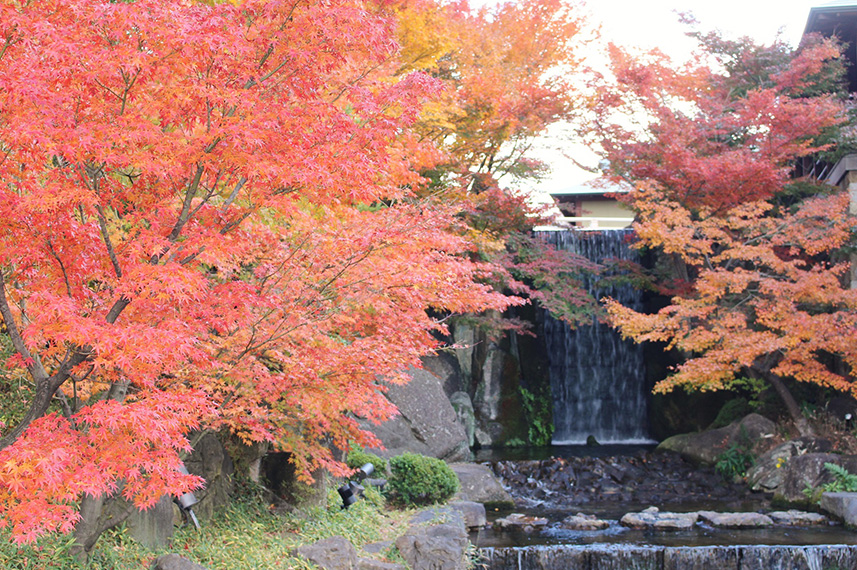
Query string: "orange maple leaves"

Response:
xmin=595 ymin=29 xmax=857 ymax=407
xmin=0 ymin=0 xmax=517 ymax=542
xmin=606 ymin=189 xmax=857 ymax=396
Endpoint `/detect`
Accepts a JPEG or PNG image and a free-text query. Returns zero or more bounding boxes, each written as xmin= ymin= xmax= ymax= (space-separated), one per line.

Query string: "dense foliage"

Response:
xmin=593 ymin=30 xmax=856 ymax=434
xmin=386 ymin=452 xmax=460 ymax=507
xmin=0 ymin=0 xmax=596 ymax=548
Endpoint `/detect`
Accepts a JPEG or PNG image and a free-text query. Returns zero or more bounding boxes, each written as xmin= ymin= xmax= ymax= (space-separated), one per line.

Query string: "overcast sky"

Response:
xmin=589 ymin=0 xmax=819 ymax=53
xmin=529 ymin=0 xmax=825 ymax=193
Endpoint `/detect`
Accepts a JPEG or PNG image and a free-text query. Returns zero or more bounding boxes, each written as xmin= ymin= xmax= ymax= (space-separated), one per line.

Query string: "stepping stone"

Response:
xmin=768 ymin=509 xmax=828 ymax=526
xmin=620 ymin=507 xmax=698 ymax=530
xmin=494 ymin=513 xmax=549 ymax=530
xmin=559 ymin=513 xmax=610 ymax=531
xmin=698 ymin=511 xmax=773 ymax=529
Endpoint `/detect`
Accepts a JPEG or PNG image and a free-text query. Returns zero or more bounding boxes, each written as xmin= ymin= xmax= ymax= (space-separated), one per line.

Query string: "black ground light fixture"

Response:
xmin=337 ymin=462 xmax=375 ymax=509
xmin=175 ymin=464 xmax=201 ymax=530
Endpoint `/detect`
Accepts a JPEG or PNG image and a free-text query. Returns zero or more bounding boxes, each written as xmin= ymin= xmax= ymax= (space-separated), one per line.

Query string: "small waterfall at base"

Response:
xmin=539 ymin=229 xmax=651 ymax=445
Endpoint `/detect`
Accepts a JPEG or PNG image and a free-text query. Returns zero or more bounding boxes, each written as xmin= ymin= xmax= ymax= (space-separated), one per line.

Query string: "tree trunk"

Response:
xmin=70 ymin=379 xmax=133 ymax=560
xmin=758 ymin=370 xmax=814 ymax=437
xmin=70 ymin=491 xmax=134 ymax=563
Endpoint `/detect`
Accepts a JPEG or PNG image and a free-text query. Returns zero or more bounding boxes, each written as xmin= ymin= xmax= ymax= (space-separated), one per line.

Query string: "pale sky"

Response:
xmin=529 ymin=0 xmax=826 ymax=194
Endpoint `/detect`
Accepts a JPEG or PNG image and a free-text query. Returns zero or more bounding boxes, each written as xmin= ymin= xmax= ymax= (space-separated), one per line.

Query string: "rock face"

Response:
xmin=657 ymin=413 xmax=776 ymax=465
xmin=364 ymin=368 xmax=471 ymax=462
xmin=449 ymin=392 xmax=476 ymax=448
xmin=450 ymin=462 xmax=514 ymax=507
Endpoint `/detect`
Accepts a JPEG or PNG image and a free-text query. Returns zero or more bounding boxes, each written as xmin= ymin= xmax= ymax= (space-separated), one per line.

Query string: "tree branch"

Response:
xmin=95 ymin=205 xmax=123 ymax=278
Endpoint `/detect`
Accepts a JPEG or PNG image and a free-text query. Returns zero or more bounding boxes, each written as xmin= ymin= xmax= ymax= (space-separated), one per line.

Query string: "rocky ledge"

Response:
xmin=490 ymin=450 xmax=762 ymax=509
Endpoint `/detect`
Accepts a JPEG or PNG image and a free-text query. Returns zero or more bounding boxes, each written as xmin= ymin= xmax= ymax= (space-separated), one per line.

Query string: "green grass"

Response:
xmin=0 ymin=482 xmax=411 ymax=569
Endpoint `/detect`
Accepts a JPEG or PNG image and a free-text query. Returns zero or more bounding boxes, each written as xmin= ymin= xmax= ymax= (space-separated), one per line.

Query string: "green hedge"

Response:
xmin=346 ymin=448 xmax=387 ymax=475
xmin=386 ymin=452 xmax=459 ymax=507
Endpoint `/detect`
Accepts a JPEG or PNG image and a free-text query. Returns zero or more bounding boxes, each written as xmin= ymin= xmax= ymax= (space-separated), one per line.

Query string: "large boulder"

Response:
xmin=747 ymin=437 xmax=832 ymax=493
xmin=449 ymin=392 xmax=476 ymax=448
xmin=126 ymin=495 xmax=176 ymax=549
xmin=776 ymin=453 xmax=857 ymax=505
xmin=395 ymin=517 xmax=469 ymax=570
xmin=449 ymin=462 xmax=514 ymax=507
xmin=80 ymin=433 xmax=235 ymax=551
xmin=656 ymin=413 xmax=776 ymax=465
xmin=363 ymin=368 xmax=470 ymax=462
xmin=821 ymin=492 xmax=857 ymax=526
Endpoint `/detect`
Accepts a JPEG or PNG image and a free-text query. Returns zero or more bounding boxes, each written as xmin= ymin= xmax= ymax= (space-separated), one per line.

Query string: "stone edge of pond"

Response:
xmin=479 ymin=543 xmax=857 ymax=570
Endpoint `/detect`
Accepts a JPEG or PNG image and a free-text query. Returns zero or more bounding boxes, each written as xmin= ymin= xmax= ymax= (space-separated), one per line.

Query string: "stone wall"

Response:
xmin=482 ymin=545 xmax=857 ymax=570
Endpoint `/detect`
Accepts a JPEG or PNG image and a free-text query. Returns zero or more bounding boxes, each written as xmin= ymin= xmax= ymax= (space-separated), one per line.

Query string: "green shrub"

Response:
xmin=710 ymin=398 xmax=752 ymax=428
xmin=520 ymin=386 xmax=554 ymax=446
xmin=821 ymin=462 xmax=857 ymax=493
xmin=386 ymin=453 xmax=459 ymax=507
xmin=715 ymin=444 xmax=754 ymax=480
xmin=346 ymin=448 xmax=387 ymax=475
xmin=804 ymin=462 xmax=857 ymax=504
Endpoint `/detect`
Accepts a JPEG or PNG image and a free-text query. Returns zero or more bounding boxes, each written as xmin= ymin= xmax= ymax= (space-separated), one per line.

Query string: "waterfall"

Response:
xmin=538 ymin=229 xmax=651 ymax=445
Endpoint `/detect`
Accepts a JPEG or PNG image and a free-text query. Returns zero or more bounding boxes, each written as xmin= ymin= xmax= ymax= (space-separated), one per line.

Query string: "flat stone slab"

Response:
xmin=821 ymin=492 xmax=857 ymax=526
xmin=620 ymin=507 xmax=698 ymax=530
xmin=559 ymin=513 xmax=610 ymax=531
xmin=698 ymin=511 xmax=773 ymax=529
xmin=768 ymin=509 xmax=829 ymax=526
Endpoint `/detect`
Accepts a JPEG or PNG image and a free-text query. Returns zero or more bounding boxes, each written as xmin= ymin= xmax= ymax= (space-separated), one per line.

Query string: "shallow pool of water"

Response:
xmin=473 ymin=445 xmax=857 ymax=549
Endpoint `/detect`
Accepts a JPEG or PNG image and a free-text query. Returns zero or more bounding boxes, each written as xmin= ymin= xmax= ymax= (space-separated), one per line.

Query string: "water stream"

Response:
xmin=538 ymin=229 xmax=651 ymax=445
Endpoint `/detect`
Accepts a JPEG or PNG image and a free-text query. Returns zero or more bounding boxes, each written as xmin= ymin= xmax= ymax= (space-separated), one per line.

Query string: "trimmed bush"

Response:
xmin=387 ymin=452 xmax=459 ymax=507
xmin=346 ymin=448 xmax=387 ymax=475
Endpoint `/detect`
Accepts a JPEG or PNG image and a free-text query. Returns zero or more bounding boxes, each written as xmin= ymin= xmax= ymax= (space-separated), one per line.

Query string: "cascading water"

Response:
xmin=539 ymin=228 xmax=652 ymax=445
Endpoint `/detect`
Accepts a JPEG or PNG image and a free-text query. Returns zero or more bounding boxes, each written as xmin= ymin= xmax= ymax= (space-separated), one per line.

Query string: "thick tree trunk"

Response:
xmin=70 ymin=492 xmax=134 ymax=563
xmin=70 ymin=379 xmax=132 ymax=560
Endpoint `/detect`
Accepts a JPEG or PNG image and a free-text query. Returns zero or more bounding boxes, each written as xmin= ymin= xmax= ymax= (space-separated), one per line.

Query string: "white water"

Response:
xmin=538 ymin=229 xmax=653 ymax=445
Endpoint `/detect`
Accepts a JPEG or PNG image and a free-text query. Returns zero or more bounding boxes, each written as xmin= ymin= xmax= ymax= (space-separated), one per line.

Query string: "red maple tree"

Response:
xmin=594 ymin=31 xmax=854 ymax=435
xmin=0 ymin=0 xmax=515 ymax=544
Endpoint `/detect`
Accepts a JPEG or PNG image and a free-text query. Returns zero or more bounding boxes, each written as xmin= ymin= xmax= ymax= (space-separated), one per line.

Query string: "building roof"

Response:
xmin=805 ymin=1 xmax=857 ymax=36
xmin=548 ymin=178 xmax=631 ymax=197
